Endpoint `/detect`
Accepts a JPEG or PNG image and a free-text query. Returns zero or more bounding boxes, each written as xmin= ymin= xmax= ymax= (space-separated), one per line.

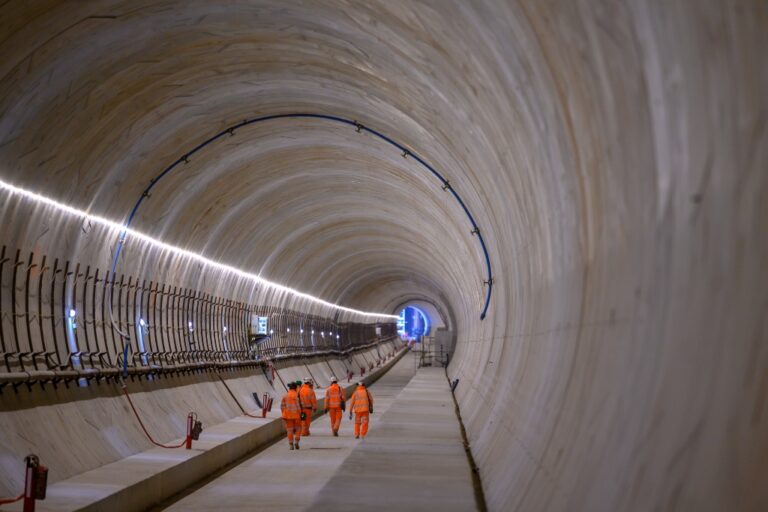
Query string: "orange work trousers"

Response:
xmin=283 ymin=419 xmax=301 ymax=444
xmin=328 ymin=407 xmax=342 ymax=433
xmin=354 ymin=411 xmax=370 ymax=438
xmin=301 ymin=409 xmax=313 ymax=435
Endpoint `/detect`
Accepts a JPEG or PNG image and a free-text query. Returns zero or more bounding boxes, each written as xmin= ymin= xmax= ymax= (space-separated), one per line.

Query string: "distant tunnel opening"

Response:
xmin=396 ymin=305 xmax=431 ymax=341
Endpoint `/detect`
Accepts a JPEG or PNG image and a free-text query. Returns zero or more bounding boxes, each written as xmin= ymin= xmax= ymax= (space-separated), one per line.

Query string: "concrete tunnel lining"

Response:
xmin=0 ymin=1 xmax=766 ymax=511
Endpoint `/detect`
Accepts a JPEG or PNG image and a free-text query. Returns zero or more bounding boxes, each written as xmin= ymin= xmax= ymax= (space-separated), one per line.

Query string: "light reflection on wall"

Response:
xmin=397 ymin=305 xmax=431 ymax=340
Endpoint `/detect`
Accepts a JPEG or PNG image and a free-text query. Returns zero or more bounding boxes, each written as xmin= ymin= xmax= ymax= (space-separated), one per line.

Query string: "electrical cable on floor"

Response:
xmin=0 ymin=493 xmax=23 ymax=505
xmin=121 ymin=385 xmax=188 ymax=449
xmin=216 ymin=375 xmax=263 ymax=418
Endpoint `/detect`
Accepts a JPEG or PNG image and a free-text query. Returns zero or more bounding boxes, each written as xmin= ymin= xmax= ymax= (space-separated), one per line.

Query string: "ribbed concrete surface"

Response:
xmin=0 ymin=2 xmax=766 ymax=511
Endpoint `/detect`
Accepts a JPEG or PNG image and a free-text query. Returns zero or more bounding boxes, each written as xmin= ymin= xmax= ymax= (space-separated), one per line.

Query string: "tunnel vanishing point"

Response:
xmin=0 ymin=2 xmax=766 ymax=511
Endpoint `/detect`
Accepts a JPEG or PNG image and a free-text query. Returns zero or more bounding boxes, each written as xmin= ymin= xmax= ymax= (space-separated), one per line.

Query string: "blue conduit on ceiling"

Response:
xmin=110 ymin=113 xmax=494 ymax=320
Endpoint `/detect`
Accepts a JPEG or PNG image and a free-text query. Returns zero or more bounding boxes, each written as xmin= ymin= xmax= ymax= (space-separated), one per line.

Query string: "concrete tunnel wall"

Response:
xmin=0 ymin=1 xmax=766 ymax=511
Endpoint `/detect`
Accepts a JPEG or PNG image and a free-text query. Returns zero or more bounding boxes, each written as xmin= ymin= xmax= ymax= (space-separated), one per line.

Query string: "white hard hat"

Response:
xmin=331 ymin=376 xmax=338 ymax=382
xmin=304 ymin=378 xmax=311 ymax=383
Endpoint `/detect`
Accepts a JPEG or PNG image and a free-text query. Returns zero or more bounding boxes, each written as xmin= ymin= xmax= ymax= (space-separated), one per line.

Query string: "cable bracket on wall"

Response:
xmin=112 ymin=112 xmax=494 ymax=321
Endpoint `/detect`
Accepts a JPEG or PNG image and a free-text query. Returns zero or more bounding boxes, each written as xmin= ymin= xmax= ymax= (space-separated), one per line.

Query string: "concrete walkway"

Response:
xmin=309 ymin=366 xmax=477 ymax=512
xmin=160 ymin=354 xmax=477 ymax=511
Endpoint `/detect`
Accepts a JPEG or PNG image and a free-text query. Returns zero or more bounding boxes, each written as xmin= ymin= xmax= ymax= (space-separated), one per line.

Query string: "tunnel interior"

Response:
xmin=0 ymin=1 xmax=766 ymax=511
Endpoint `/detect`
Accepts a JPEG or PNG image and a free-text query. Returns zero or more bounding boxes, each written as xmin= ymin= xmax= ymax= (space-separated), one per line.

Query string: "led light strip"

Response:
xmin=0 ymin=178 xmax=398 ymax=320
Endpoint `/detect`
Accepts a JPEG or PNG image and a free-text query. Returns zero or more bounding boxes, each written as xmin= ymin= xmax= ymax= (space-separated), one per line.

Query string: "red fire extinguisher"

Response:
xmin=23 ymin=454 xmax=47 ymax=512
xmin=185 ymin=412 xmax=203 ymax=449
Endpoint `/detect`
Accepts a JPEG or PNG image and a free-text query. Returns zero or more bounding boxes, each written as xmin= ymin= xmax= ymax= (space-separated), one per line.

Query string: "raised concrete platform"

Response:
xmin=160 ymin=354 xmax=477 ymax=512
xmin=1 ymin=345 xmax=406 ymax=512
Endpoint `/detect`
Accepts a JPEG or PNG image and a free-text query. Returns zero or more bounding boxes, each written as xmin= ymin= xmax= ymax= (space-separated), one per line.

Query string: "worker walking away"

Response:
xmin=300 ymin=378 xmax=318 ymax=436
xmin=325 ymin=376 xmax=345 ymax=436
xmin=281 ymin=382 xmax=301 ymax=450
xmin=348 ymin=381 xmax=374 ymax=439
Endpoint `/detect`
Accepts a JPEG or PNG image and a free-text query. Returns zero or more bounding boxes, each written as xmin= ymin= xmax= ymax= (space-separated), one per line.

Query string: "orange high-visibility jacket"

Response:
xmin=349 ymin=386 xmax=372 ymax=413
xmin=325 ymin=383 xmax=345 ymax=408
xmin=281 ymin=389 xmax=301 ymax=420
xmin=300 ymin=384 xmax=317 ymax=410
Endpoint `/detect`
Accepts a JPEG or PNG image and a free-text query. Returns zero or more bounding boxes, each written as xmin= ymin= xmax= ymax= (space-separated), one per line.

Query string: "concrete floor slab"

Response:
xmin=161 ymin=354 xmax=477 ymax=512
xmin=161 ymin=351 xmax=420 ymax=512
xmin=309 ymin=366 xmax=477 ymax=512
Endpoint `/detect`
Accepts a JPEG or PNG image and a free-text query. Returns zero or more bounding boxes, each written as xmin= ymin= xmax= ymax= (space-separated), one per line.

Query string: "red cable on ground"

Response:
xmin=216 ymin=375 xmax=265 ymax=418
xmin=0 ymin=493 xmax=23 ymax=505
xmin=121 ymin=386 xmax=187 ymax=449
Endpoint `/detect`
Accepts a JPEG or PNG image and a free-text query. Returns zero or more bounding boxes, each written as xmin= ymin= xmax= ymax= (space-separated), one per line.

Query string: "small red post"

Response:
xmin=185 ymin=413 xmax=193 ymax=449
xmin=23 ymin=462 xmax=35 ymax=512
xmin=23 ymin=454 xmax=46 ymax=512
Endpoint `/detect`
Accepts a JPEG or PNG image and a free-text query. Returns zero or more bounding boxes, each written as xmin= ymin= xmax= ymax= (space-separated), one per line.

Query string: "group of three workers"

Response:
xmin=280 ymin=376 xmax=373 ymax=450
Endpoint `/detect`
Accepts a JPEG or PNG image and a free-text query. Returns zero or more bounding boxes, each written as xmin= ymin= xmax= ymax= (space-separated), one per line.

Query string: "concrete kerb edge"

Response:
xmin=444 ymin=366 xmax=488 ymax=512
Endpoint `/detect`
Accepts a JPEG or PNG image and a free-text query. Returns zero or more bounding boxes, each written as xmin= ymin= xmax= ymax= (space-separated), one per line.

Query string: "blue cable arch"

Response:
xmin=111 ymin=113 xmax=493 ymax=320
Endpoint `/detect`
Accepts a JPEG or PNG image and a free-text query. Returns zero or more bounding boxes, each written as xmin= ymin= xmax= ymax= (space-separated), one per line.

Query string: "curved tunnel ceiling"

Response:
xmin=0 ymin=2 xmax=501 ymax=323
xmin=116 ymin=114 xmax=493 ymax=319
xmin=1 ymin=1 xmax=766 ymax=510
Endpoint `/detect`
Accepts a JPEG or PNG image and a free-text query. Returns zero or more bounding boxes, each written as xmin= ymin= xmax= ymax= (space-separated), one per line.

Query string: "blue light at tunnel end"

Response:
xmin=397 ymin=305 xmax=430 ymax=340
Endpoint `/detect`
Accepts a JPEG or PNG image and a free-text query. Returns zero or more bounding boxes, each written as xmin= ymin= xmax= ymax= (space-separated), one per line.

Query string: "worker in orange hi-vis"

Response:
xmin=281 ymin=382 xmax=302 ymax=450
xmin=299 ymin=378 xmax=318 ymax=436
xmin=348 ymin=381 xmax=373 ymax=439
xmin=325 ymin=376 xmax=346 ymax=436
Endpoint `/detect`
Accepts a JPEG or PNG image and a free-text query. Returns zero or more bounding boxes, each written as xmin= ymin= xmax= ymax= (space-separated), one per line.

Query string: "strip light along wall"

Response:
xmin=0 ymin=178 xmax=398 ymax=320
